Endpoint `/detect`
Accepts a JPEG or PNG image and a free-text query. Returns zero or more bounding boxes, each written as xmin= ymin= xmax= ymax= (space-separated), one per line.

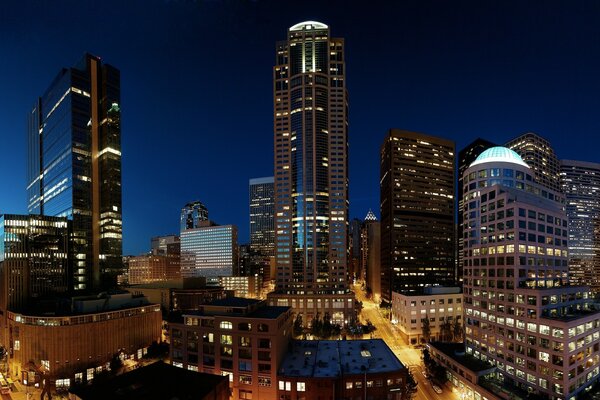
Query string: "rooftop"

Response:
xmin=279 ymin=339 xmax=405 ymax=378
xmin=207 ymin=297 xmax=262 ymax=308
xmin=470 ymin=146 xmax=530 ymax=169
xmin=429 ymin=342 xmax=495 ymax=373
xmin=289 ymin=21 xmax=328 ymax=31
xmin=69 ymin=361 xmax=227 ymax=400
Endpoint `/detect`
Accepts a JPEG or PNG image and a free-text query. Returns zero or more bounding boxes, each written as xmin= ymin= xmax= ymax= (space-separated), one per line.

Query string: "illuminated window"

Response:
xmin=220 ymin=321 xmax=232 ymax=330
xmin=297 ymin=382 xmax=306 ymax=391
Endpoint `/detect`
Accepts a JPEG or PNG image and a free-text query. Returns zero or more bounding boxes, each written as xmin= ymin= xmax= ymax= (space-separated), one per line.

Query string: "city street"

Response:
xmin=353 ymin=284 xmax=458 ymax=400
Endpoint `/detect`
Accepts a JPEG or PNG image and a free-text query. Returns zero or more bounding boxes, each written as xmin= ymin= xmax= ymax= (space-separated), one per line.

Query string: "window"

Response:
xmin=297 ymin=382 xmax=306 ymax=392
xmin=239 ymin=375 xmax=252 ymax=385
xmin=239 ymin=360 xmax=252 ymax=372
xmin=41 ymin=360 xmax=50 ymax=371
xmin=239 ymin=389 xmax=253 ymax=399
xmin=221 ymin=335 xmax=233 ymax=345
xmin=258 ymin=323 xmax=269 ymax=332
xmin=346 ymin=381 xmax=353 ymax=389
xmin=220 ymin=321 xmax=233 ymax=330
xmin=14 ymin=340 xmax=20 ymax=351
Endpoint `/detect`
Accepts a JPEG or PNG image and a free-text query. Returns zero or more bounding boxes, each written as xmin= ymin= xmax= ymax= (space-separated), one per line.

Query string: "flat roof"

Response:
xmin=429 ymin=342 xmax=494 ymax=373
xmin=247 ymin=306 xmax=290 ymax=319
xmin=69 ymin=361 xmax=227 ymax=400
xmin=207 ymin=297 xmax=262 ymax=307
xmin=279 ymin=339 xmax=405 ymax=378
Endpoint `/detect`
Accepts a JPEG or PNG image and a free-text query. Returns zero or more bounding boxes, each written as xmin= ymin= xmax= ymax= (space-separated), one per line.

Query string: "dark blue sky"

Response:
xmin=1 ymin=0 xmax=599 ymax=255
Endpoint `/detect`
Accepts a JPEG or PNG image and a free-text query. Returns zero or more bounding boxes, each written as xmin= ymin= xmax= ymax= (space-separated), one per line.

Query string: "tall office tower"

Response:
xmin=268 ymin=21 xmax=354 ymax=325
xmin=27 ymin=53 xmax=122 ymax=292
xmin=151 ymin=234 xmax=180 ymax=255
xmin=180 ymin=223 xmax=238 ymax=278
xmin=362 ymin=210 xmax=381 ymax=302
xmin=506 ymin=132 xmax=561 ymax=193
xmin=180 ymin=201 xmax=209 ymax=231
xmin=380 ymin=130 xmax=455 ymax=302
xmin=560 ymin=160 xmax=600 ymax=290
xmin=456 ymin=146 xmax=600 ymax=399
xmin=0 ymin=215 xmax=70 ymax=313
xmin=249 ymin=177 xmax=275 ymax=257
xmin=458 ymin=139 xmax=496 ymax=283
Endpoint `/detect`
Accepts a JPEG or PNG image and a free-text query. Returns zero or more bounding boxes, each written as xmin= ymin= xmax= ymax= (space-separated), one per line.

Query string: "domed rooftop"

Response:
xmin=289 ymin=21 xmax=328 ymax=31
xmin=470 ymin=146 xmax=530 ymax=168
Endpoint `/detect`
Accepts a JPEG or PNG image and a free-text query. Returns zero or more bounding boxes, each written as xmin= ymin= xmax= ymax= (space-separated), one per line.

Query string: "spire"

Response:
xmin=364 ymin=209 xmax=377 ymax=222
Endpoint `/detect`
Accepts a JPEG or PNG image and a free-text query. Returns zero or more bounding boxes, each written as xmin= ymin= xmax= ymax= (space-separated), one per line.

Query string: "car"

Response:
xmin=421 ymin=370 xmax=428 ymax=379
xmin=432 ymin=384 xmax=442 ymax=394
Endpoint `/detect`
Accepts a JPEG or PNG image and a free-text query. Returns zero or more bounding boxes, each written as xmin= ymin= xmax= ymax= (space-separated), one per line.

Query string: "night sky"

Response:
xmin=1 ymin=0 xmax=599 ymax=255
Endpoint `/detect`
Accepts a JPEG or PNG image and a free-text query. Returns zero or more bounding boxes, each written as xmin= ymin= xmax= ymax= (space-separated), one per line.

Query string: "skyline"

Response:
xmin=2 ymin=1 xmax=600 ymax=255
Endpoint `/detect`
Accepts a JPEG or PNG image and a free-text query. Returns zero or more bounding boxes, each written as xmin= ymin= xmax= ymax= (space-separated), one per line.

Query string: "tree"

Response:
xmin=322 ymin=312 xmax=332 ymax=338
xmin=440 ymin=317 xmax=452 ymax=342
xmin=311 ymin=313 xmax=322 ymax=337
xmin=452 ymin=318 xmax=463 ymax=342
xmin=109 ymin=352 xmax=123 ymax=375
xmin=401 ymin=370 xmax=418 ymax=399
xmin=421 ymin=315 xmax=431 ymax=343
xmin=293 ymin=313 xmax=303 ymax=337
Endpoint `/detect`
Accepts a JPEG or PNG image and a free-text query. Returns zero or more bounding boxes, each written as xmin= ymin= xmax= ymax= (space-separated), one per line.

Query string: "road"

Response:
xmin=354 ymin=283 xmax=458 ymax=400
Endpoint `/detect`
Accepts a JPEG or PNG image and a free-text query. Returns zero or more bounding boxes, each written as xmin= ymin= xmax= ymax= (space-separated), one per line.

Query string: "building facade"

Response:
xmin=506 ymin=132 xmax=561 ymax=193
xmin=169 ymin=298 xmax=293 ymax=400
xmin=460 ymin=146 xmax=600 ymax=399
xmin=181 ymin=201 xmax=209 ymax=231
xmin=269 ymin=21 xmax=354 ymax=324
xmin=458 ymin=139 xmax=497 ymax=283
xmin=249 ymin=177 xmax=275 ymax=257
xmin=560 ymin=160 xmax=600 ymax=290
xmin=391 ymin=287 xmax=462 ymax=345
xmin=128 ymin=254 xmax=181 ymax=285
xmin=219 ymin=275 xmax=263 ymax=299
xmin=380 ymin=129 xmax=455 ymax=301
xmin=277 ymin=339 xmax=407 ymax=400
xmin=8 ymin=293 xmax=161 ymax=389
xmin=180 ymin=224 xmax=238 ymax=278
xmin=0 ymin=215 xmax=70 ymax=314
xmin=27 ymin=53 xmax=122 ymax=292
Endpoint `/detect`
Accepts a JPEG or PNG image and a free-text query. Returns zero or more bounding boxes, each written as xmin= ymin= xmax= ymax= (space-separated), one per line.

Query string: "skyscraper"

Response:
xmin=27 ymin=53 xmax=122 ymax=291
xmin=0 ymin=214 xmax=70 ymax=313
xmin=560 ymin=160 xmax=600 ymax=290
xmin=454 ymin=146 xmax=600 ymax=399
xmin=268 ymin=21 xmax=353 ymax=325
xmin=249 ymin=177 xmax=275 ymax=257
xmin=380 ymin=129 xmax=455 ymax=301
xmin=458 ymin=138 xmax=496 ymax=282
xmin=506 ymin=132 xmax=561 ymax=192
xmin=180 ymin=201 xmax=209 ymax=231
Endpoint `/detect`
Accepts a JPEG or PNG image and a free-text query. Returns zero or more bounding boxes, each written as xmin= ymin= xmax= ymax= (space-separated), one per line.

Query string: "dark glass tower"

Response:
xmin=380 ymin=129 xmax=455 ymax=301
xmin=269 ymin=21 xmax=353 ymax=325
xmin=249 ymin=177 xmax=275 ymax=257
xmin=180 ymin=201 xmax=209 ymax=231
xmin=27 ymin=53 xmax=122 ymax=292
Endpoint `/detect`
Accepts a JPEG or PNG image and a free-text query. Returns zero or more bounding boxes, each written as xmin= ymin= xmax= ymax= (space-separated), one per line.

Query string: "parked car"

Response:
xmin=432 ymin=384 xmax=442 ymax=394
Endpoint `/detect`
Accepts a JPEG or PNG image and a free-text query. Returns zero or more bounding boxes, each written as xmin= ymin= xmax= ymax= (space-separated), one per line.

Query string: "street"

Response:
xmin=353 ymin=283 xmax=458 ymax=400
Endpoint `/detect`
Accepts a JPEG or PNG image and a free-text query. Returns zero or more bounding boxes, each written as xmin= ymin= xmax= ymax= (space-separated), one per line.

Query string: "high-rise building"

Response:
xmin=151 ymin=234 xmax=180 ymax=256
xmin=27 ymin=53 xmax=122 ymax=292
xmin=380 ymin=129 xmax=455 ymax=301
xmin=180 ymin=223 xmax=238 ymax=278
xmin=458 ymin=139 xmax=496 ymax=283
xmin=0 ymin=214 xmax=70 ymax=313
xmin=349 ymin=218 xmax=363 ymax=281
xmin=362 ymin=210 xmax=381 ymax=302
xmin=180 ymin=201 xmax=209 ymax=231
xmin=449 ymin=146 xmax=600 ymax=399
xmin=249 ymin=177 xmax=275 ymax=257
xmin=506 ymin=132 xmax=561 ymax=193
xmin=268 ymin=21 xmax=354 ymax=325
xmin=560 ymin=160 xmax=600 ymax=290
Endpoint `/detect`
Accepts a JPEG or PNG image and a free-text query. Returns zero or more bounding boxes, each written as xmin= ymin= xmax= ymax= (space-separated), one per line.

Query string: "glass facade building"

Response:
xmin=180 ymin=225 xmax=238 ymax=278
xmin=27 ymin=53 xmax=122 ymax=291
xmin=560 ymin=160 xmax=600 ymax=290
xmin=0 ymin=214 xmax=70 ymax=312
xmin=272 ymin=21 xmax=349 ymax=295
xmin=380 ymin=129 xmax=455 ymax=301
xmin=180 ymin=201 xmax=209 ymax=231
xmin=249 ymin=176 xmax=275 ymax=257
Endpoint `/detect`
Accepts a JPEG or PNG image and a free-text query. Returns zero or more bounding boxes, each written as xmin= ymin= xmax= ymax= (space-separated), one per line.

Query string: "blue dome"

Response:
xmin=470 ymin=146 xmax=530 ymax=168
